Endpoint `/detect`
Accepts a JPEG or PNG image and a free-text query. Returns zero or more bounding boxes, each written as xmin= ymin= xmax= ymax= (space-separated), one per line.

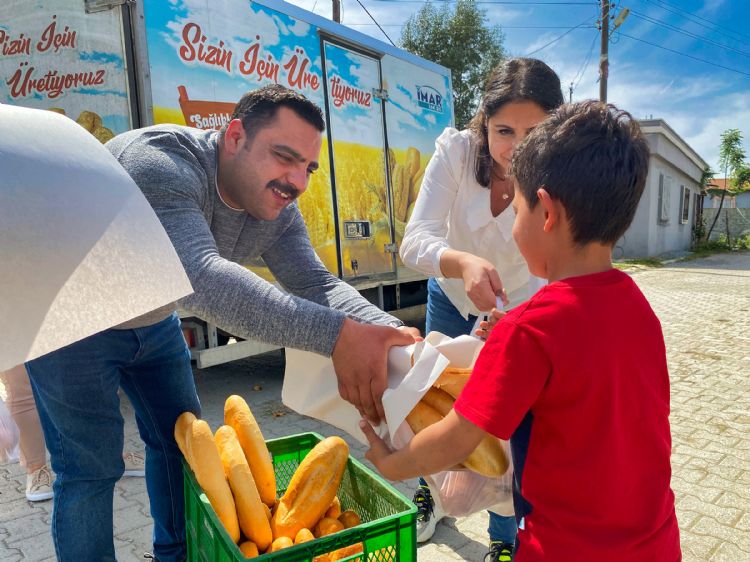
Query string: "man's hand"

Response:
xmin=397 ymin=325 xmax=423 ymax=341
xmin=332 ymin=318 xmax=417 ymax=423
xmin=459 ymin=255 xmax=508 ymax=311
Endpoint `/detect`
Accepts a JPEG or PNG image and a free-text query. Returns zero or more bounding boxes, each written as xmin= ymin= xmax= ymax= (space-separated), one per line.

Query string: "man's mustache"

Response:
xmin=267 ymin=180 xmax=300 ymax=200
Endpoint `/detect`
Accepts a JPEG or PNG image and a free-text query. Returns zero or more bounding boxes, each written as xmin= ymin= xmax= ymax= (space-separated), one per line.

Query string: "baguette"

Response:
xmin=433 ymin=367 xmax=471 ymax=399
xmin=224 ymin=395 xmax=277 ymax=506
xmin=407 ymin=398 xmax=508 ymax=478
xmin=184 ymin=420 xmax=240 ymax=543
xmin=420 ymin=387 xmax=455 ymax=416
xmin=271 ymin=436 xmax=349 ymax=540
xmin=174 ymin=411 xmax=197 ymax=460
xmin=214 ymin=425 xmax=273 ymax=552
xmin=405 ymin=400 xmax=443 ymax=435
xmin=463 ymin=434 xmax=508 ymax=478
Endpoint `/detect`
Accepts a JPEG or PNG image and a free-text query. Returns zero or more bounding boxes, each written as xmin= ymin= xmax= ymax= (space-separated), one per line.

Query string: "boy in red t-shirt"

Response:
xmin=360 ymin=100 xmax=681 ymax=562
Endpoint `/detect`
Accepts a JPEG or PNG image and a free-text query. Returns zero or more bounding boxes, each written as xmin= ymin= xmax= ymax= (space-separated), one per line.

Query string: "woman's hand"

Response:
xmin=473 ymin=308 xmax=506 ymax=340
xmin=458 ymin=254 xmax=508 ymax=311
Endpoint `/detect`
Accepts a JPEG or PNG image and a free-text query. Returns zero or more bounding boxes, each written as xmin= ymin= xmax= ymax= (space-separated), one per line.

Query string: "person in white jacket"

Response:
xmin=399 ymin=58 xmax=563 ymax=562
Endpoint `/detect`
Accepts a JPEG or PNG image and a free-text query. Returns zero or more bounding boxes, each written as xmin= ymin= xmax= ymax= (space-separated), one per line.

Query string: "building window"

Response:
xmin=680 ymin=185 xmax=690 ymax=224
xmin=658 ymin=173 xmax=670 ymax=224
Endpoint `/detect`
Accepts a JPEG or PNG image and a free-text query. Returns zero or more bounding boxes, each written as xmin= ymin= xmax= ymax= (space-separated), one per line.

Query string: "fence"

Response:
xmin=703 ymin=208 xmax=750 ymax=242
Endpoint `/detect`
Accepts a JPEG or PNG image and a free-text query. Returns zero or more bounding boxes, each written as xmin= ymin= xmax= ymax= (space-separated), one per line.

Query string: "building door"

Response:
xmin=322 ymin=40 xmax=395 ymax=279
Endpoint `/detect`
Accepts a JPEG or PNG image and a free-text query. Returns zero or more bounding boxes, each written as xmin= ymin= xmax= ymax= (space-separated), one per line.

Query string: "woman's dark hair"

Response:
xmin=469 ymin=58 xmax=564 ymax=187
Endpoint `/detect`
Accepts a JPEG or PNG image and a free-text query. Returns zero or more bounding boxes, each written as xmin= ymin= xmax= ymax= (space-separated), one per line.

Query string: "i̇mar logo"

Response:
xmin=416 ymin=85 xmax=443 ymax=112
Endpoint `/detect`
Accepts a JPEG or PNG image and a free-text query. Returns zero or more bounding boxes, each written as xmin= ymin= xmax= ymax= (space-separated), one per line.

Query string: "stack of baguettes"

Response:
xmin=405 ymin=367 xmax=508 ymax=478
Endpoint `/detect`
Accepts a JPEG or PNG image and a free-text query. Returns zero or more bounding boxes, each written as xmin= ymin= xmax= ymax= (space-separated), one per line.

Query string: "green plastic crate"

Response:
xmin=184 ymin=432 xmax=416 ymax=561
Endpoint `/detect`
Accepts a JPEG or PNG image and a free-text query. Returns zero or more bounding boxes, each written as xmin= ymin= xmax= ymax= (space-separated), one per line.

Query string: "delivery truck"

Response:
xmin=1 ymin=0 xmax=454 ymax=367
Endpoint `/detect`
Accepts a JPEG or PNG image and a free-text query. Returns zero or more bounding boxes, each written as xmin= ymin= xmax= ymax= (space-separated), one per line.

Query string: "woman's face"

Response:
xmin=487 ymin=100 xmax=549 ymax=172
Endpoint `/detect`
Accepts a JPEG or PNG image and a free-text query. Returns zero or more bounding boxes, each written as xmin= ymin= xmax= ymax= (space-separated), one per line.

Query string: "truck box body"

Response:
xmin=1 ymin=0 xmax=454 ymax=366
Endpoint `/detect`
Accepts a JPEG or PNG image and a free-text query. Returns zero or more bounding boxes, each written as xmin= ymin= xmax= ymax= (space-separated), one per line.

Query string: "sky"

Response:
xmin=286 ymin=0 xmax=750 ymax=175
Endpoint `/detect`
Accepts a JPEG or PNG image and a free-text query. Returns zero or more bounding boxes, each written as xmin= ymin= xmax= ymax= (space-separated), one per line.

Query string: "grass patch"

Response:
xmin=613 ymin=258 xmax=664 ymax=269
xmin=679 ymin=239 xmax=732 ymax=261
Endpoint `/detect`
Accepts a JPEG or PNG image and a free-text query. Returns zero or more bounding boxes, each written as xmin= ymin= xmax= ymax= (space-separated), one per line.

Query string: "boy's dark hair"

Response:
xmin=510 ymin=100 xmax=650 ymax=246
xmin=224 ymin=84 xmax=325 ymax=143
xmin=469 ymin=58 xmax=564 ymax=187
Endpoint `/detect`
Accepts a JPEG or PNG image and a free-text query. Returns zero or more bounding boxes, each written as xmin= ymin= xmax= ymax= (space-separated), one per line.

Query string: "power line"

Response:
xmin=629 ymin=9 xmax=750 ymax=59
xmin=368 ymin=0 xmax=597 ymax=4
xmin=618 ymin=32 xmax=750 ymax=78
xmin=353 ymin=0 xmax=397 ymax=46
xmin=640 ymin=0 xmax=750 ymax=44
xmin=571 ymin=30 xmax=598 ymax=91
xmin=346 ymin=23 xmax=599 ymax=29
xmin=525 ymin=16 xmax=595 ymax=56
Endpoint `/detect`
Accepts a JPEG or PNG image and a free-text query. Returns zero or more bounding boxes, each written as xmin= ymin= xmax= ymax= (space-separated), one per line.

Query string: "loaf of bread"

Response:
xmin=408 ymin=383 xmax=508 ymax=478
xmin=433 ymin=367 xmax=471 ymax=399
xmin=174 ymin=411 xmax=197 ymax=460
xmin=214 ymin=425 xmax=273 ymax=552
xmin=184 ymin=420 xmax=240 ymax=543
xmin=224 ymin=395 xmax=276 ymax=506
xmin=271 ymin=436 xmax=349 ymax=540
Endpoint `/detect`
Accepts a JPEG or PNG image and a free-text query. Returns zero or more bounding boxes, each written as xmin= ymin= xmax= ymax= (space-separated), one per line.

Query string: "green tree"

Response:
xmin=706 ymin=129 xmax=748 ymax=241
xmin=400 ymin=0 xmax=506 ymax=129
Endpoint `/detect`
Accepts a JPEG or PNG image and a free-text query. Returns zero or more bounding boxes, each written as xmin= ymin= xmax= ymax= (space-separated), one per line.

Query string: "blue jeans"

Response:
xmin=26 ymin=312 xmax=201 ymax=562
xmin=425 ymin=278 xmax=518 ymax=544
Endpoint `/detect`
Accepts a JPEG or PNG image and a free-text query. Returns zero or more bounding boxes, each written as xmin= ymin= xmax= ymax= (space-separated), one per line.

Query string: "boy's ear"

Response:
xmin=537 ymin=188 xmax=561 ymax=233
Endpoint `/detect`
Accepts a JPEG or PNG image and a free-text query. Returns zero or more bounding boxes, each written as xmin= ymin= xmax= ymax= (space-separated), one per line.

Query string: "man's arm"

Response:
xmin=263 ymin=210 xmax=419 ymax=421
xmin=108 ymin=131 xmax=365 ymax=355
xmin=360 ymin=409 xmax=485 ymax=481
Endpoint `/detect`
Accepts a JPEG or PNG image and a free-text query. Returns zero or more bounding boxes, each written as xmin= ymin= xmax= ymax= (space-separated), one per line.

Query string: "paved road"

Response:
xmin=1 ymin=252 xmax=748 ymax=561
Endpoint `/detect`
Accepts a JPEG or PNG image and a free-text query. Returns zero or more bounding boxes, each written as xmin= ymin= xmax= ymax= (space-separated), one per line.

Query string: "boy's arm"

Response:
xmin=360 ymin=410 xmax=486 ymax=481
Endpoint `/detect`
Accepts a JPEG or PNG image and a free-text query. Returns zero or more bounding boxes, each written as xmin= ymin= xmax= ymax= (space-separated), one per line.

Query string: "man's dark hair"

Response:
xmin=469 ymin=58 xmax=564 ymax=187
xmin=510 ymin=100 xmax=650 ymax=246
xmin=224 ymin=84 xmax=325 ymax=143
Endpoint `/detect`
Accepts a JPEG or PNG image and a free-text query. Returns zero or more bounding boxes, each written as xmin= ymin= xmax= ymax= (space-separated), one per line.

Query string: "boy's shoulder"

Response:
xmin=506 ymin=268 xmax=645 ymax=328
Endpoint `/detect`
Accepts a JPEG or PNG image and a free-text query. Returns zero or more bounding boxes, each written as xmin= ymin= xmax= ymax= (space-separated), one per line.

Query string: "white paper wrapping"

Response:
xmin=283 ymin=332 xmax=513 ymax=517
xmin=0 ymin=105 xmax=193 ymax=371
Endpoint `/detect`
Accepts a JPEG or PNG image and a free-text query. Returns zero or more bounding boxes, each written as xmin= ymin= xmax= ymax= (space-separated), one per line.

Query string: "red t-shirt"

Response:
xmin=455 ymin=269 xmax=680 ymax=562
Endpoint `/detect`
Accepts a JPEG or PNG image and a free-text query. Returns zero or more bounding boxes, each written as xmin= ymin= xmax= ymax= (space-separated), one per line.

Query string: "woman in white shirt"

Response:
xmin=400 ymin=58 xmax=563 ymax=561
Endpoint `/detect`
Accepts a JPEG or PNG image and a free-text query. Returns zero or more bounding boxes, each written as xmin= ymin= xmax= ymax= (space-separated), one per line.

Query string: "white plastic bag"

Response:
xmin=283 ymin=331 xmax=513 ymax=518
xmin=0 ymin=397 xmax=20 ymax=464
xmin=384 ymin=332 xmax=513 ymax=517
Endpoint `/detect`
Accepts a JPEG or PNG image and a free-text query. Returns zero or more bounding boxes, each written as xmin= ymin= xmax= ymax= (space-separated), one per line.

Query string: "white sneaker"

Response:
xmin=413 ymin=483 xmax=444 ymax=543
xmin=122 ymin=451 xmax=145 ymax=477
xmin=26 ymin=465 xmax=54 ymax=502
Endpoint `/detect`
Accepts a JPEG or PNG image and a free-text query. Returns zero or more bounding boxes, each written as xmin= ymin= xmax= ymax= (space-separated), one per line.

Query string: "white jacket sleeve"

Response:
xmin=399 ymin=128 xmax=470 ymax=277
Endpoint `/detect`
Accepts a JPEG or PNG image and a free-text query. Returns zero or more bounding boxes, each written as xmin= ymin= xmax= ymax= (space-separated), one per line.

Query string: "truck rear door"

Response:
xmin=321 ymin=40 xmax=396 ymax=281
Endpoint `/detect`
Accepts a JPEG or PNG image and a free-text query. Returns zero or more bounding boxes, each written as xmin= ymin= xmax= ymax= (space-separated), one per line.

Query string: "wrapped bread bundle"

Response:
xmin=405 ymin=367 xmax=508 ymax=478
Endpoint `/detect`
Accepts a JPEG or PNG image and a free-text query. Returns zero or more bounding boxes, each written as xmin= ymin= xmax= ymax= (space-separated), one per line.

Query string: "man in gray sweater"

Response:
xmin=26 ymin=85 xmax=417 ymax=561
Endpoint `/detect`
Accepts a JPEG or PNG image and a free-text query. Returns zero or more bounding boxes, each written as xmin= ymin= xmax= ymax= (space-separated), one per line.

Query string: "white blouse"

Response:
xmin=400 ymin=128 xmax=544 ymax=318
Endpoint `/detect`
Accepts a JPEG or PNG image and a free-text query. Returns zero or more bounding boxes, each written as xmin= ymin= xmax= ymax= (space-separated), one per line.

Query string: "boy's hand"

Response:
xmin=473 ymin=308 xmax=506 ymax=340
xmin=359 ymin=419 xmax=397 ymax=479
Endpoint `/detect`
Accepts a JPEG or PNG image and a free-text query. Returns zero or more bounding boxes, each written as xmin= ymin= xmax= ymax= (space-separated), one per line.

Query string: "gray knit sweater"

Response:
xmin=106 ymin=124 xmax=401 ymax=356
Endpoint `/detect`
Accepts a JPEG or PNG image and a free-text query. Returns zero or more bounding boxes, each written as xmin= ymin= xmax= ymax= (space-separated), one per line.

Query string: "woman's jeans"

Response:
xmin=26 ymin=312 xmax=201 ymax=562
xmin=425 ymin=278 xmax=517 ymax=544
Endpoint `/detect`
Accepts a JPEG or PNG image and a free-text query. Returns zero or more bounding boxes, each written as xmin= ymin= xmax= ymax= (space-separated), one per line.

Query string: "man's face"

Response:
xmin=219 ymin=106 xmax=323 ymax=221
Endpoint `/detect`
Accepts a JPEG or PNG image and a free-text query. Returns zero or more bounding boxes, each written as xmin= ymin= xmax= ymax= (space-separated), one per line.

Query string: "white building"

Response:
xmin=615 ymin=119 xmax=708 ymax=259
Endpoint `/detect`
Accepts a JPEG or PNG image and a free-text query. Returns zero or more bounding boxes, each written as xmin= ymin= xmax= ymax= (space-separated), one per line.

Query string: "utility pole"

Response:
xmin=599 ymin=0 xmax=610 ymax=103
xmin=333 ymin=0 xmax=341 ymax=23
xmin=569 ymin=82 xmax=574 ymax=103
